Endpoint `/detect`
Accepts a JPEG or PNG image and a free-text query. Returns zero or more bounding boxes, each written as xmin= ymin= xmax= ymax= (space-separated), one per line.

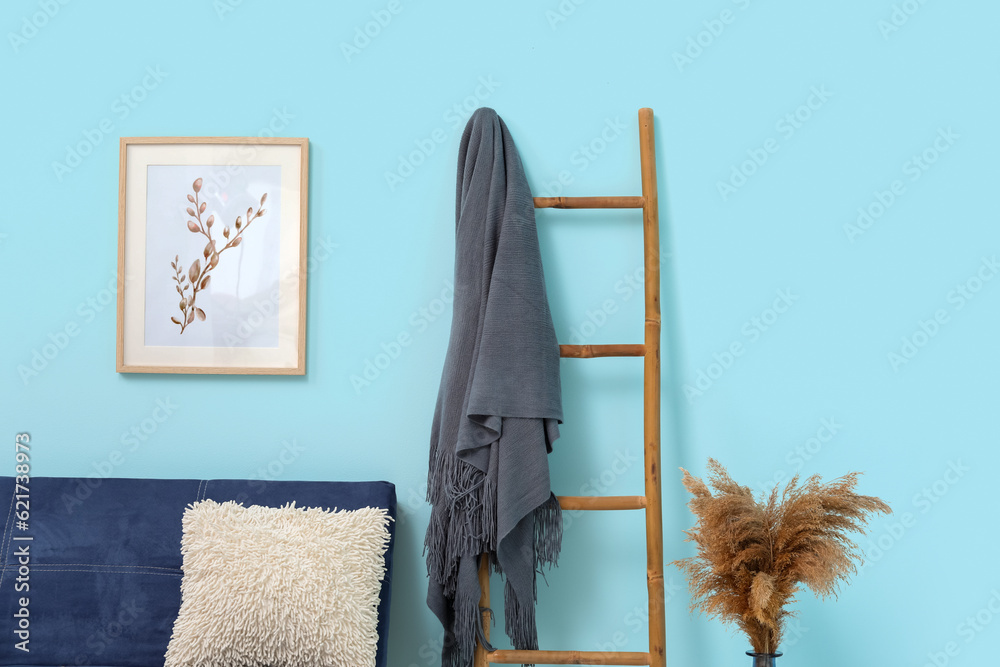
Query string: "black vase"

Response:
xmin=746 ymin=651 xmax=782 ymax=667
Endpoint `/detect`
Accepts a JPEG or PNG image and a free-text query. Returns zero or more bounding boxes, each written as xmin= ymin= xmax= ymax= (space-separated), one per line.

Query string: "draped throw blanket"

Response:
xmin=425 ymin=107 xmax=563 ymax=667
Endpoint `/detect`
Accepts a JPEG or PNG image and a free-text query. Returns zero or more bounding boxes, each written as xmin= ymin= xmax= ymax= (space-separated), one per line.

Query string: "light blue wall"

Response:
xmin=3 ymin=0 xmax=997 ymax=665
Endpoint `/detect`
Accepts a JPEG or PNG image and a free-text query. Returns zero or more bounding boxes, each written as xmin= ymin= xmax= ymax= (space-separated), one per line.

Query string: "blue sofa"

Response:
xmin=0 ymin=476 xmax=396 ymax=667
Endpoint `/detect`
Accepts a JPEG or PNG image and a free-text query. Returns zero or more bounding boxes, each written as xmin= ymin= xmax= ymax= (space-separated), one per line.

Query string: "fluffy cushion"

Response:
xmin=164 ymin=500 xmax=392 ymax=667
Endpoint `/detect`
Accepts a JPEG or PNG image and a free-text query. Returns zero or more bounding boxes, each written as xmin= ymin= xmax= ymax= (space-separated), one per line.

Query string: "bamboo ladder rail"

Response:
xmin=473 ymin=108 xmax=665 ymax=667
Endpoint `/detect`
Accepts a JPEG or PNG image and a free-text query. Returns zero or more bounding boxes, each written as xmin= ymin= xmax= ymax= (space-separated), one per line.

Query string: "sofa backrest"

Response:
xmin=0 ymin=476 xmax=396 ymax=667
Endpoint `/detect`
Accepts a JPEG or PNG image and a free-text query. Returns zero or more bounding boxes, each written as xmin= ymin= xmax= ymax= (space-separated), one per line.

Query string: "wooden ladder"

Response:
xmin=474 ymin=108 xmax=666 ymax=667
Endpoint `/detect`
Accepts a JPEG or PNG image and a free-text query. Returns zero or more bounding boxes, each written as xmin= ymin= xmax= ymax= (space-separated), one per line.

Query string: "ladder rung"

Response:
xmin=560 ymin=344 xmax=644 ymax=358
xmin=488 ymin=649 xmax=650 ymax=665
xmin=558 ymin=495 xmax=646 ymax=511
xmin=534 ymin=196 xmax=644 ymax=209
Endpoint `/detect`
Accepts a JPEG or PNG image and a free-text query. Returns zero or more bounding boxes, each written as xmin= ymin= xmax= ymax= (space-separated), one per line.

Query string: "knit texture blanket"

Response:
xmin=425 ymin=107 xmax=563 ymax=667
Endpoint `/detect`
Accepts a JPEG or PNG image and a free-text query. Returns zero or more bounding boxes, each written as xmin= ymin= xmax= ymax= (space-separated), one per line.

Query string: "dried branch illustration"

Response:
xmin=672 ymin=459 xmax=890 ymax=654
xmin=169 ymin=177 xmax=267 ymax=333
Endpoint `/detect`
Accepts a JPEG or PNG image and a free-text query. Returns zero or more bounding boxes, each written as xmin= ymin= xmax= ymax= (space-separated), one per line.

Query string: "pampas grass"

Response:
xmin=673 ymin=459 xmax=890 ymax=654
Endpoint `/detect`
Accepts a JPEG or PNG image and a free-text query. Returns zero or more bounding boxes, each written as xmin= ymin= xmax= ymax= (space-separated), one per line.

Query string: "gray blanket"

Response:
xmin=425 ymin=107 xmax=563 ymax=667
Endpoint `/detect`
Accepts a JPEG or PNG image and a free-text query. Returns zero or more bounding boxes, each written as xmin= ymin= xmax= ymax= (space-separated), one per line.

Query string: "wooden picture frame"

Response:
xmin=117 ymin=137 xmax=308 ymax=375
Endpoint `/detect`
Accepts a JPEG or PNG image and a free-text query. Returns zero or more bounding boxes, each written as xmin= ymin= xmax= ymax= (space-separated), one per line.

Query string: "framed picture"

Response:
xmin=117 ymin=137 xmax=308 ymax=374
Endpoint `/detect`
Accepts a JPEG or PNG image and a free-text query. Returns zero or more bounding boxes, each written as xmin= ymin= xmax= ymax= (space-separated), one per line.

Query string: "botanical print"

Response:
xmin=143 ymin=165 xmax=281 ymax=349
xmin=170 ymin=177 xmax=268 ymax=333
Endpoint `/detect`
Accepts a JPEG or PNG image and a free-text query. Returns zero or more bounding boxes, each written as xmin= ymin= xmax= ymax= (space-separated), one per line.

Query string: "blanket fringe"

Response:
xmin=445 ymin=586 xmax=481 ymax=667
xmin=534 ymin=492 xmax=562 ymax=571
xmin=428 ymin=465 xmax=563 ymax=667
xmin=504 ymin=577 xmax=538 ymax=665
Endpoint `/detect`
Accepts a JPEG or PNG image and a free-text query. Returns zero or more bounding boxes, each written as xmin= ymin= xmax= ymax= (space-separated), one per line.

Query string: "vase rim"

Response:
xmin=745 ymin=651 xmax=784 ymax=657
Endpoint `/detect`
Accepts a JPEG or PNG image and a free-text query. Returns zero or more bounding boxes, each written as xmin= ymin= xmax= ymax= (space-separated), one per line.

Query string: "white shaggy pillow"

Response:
xmin=164 ymin=500 xmax=392 ymax=667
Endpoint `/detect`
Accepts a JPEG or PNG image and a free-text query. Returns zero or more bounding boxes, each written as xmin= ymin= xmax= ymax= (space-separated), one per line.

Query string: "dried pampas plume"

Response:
xmin=672 ymin=459 xmax=890 ymax=654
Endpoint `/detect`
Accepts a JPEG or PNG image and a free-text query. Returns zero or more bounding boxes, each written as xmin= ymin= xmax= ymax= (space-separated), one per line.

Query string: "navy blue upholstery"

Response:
xmin=0 ymin=477 xmax=396 ymax=667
